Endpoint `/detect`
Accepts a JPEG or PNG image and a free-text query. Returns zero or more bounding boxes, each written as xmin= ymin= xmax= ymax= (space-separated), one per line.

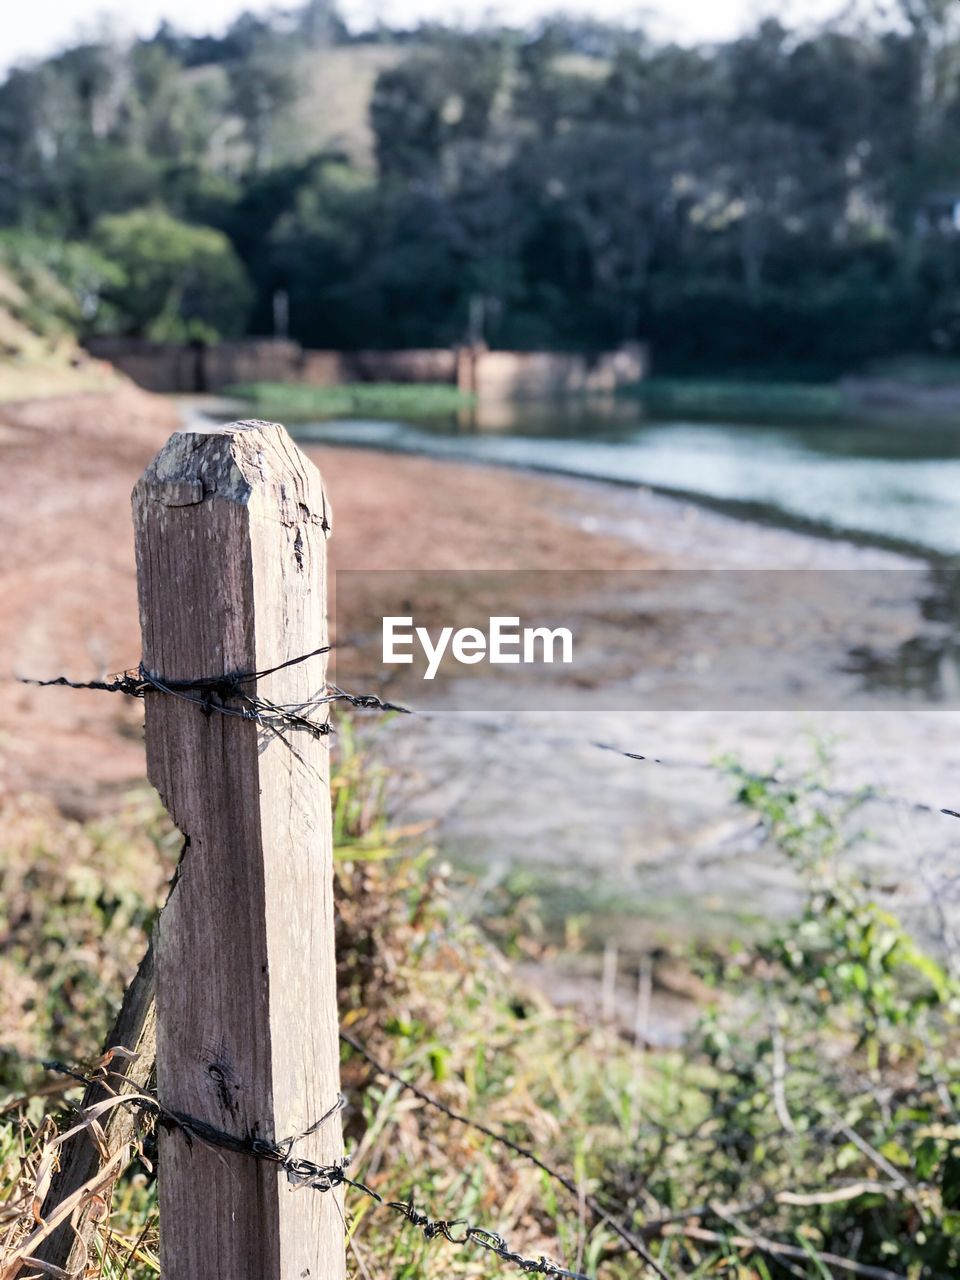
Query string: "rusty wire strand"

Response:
xmin=40 ymin=1060 xmax=593 ymax=1280
xmin=18 ymin=647 xmax=958 ymax=820
xmin=19 ymin=649 xmax=942 ymax=1276
xmin=339 ymin=1029 xmax=676 ymax=1280
xmin=18 ymin=650 xmax=410 ymax=741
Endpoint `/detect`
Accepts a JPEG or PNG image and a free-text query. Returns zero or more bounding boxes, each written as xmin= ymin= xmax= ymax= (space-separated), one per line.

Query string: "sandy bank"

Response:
xmin=0 ymin=389 xmax=648 ymax=806
xmin=1 ymin=388 xmax=957 ymax=1039
xmin=0 ymin=389 xmax=946 ymax=807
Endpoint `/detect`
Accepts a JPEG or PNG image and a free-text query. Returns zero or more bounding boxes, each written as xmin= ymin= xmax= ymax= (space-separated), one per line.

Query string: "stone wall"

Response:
xmin=468 ymin=343 xmax=647 ymax=400
xmin=85 ymin=338 xmax=303 ymax=393
xmin=204 ymin=340 xmax=304 ymax=389
xmin=83 ymin=339 xmax=201 ymax=393
xmin=85 ymin=337 xmax=647 ymax=399
xmin=344 ymin=349 xmax=459 ymax=383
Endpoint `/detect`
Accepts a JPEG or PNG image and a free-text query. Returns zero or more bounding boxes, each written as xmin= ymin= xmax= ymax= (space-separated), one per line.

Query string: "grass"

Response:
xmin=859 ymin=353 xmax=960 ymax=386
xmin=0 ymin=249 xmax=123 ymax=402
xmin=228 ymin=380 xmax=474 ymax=421
xmin=633 ymin=378 xmax=846 ymax=420
xmin=633 ymin=358 xmax=960 ymax=424
xmin=291 ymin=45 xmax=410 ymax=170
xmin=0 ymin=354 xmax=122 ymax=402
xmin=2 ymin=736 xmax=958 ymax=1277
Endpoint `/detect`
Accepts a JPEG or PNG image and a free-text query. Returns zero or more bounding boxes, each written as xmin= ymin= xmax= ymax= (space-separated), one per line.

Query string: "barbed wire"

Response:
xmin=18 ymin=648 xmax=410 ymax=740
xmin=14 ymin=650 xmax=939 ymax=1280
xmin=18 ymin=647 xmax=958 ymax=821
xmin=339 ymin=1029 xmax=675 ymax=1280
xmin=40 ymin=1057 xmax=594 ymax=1280
xmin=22 ymin=1030 xmax=924 ymax=1280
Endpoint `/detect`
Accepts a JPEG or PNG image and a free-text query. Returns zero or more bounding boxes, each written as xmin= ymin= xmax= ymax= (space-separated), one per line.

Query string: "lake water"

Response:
xmin=292 ymin=402 xmax=960 ymax=560
xmin=281 ymin=400 xmax=960 ymax=1033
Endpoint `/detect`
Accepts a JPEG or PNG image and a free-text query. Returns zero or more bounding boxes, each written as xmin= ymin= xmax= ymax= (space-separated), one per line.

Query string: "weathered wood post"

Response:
xmin=33 ymin=944 xmax=157 ymax=1273
xmin=132 ymin=420 xmax=344 ymax=1279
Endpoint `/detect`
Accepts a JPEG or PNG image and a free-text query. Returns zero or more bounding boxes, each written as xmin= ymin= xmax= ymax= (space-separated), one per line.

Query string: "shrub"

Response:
xmin=92 ymin=208 xmax=253 ymax=340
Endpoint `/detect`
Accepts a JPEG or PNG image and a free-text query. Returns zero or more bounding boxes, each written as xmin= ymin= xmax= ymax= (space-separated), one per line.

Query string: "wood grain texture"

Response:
xmin=132 ymin=420 xmax=343 ymax=1280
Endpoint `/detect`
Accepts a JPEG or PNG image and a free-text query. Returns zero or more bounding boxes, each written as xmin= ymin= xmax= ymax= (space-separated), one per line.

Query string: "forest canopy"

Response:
xmin=2 ymin=0 xmax=960 ymax=374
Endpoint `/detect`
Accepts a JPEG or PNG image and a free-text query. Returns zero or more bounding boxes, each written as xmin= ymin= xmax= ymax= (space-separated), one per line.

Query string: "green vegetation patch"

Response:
xmin=3 ymin=736 xmax=959 ymax=1278
xmin=861 ymin=354 xmax=960 ymax=386
xmin=636 ymin=377 xmax=847 ymax=421
xmin=0 ymin=232 xmax=117 ymax=346
xmin=229 ymin=379 xmax=474 ymax=420
xmin=93 ymin=209 xmax=252 ymax=342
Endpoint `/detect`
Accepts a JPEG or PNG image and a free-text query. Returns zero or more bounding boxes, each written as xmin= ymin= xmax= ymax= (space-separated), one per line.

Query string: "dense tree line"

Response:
xmin=2 ymin=0 xmax=960 ymax=373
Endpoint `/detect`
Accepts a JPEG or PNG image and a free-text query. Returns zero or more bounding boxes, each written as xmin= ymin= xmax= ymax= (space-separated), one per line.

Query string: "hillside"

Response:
xmin=293 ymin=43 xmax=410 ymax=167
xmin=179 ymin=42 xmax=411 ymax=171
xmin=3 ymin=6 xmax=960 ymax=365
xmin=0 ymin=241 xmax=122 ymax=400
xmin=0 ymin=298 xmax=119 ymax=402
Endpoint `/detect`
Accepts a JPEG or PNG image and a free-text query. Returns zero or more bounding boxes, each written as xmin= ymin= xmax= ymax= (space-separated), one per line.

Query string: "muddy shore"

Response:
xmin=0 ymin=387 xmax=651 ymax=806
xmin=1 ymin=388 xmax=956 ymax=1039
xmin=1 ymin=386 xmax=941 ymax=796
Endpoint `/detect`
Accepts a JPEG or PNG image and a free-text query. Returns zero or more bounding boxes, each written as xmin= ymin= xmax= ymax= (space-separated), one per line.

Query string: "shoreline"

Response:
xmin=1 ymin=386 xmax=957 ymax=1041
xmin=284 ymin=417 xmax=947 ymax=566
xmin=187 ymin=397 xmax=936 ymax=565
xmin=0 ymin=380 xmax=939 ymax=819
xmin=294 ymin=437 xmax=924 ymax=573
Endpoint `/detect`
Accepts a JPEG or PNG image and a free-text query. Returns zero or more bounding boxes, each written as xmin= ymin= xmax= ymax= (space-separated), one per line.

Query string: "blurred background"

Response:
xmin=2 ymin=0 xmax=960 ymax=373
xmin=4 ymin=4 xmax=960 ymax=1277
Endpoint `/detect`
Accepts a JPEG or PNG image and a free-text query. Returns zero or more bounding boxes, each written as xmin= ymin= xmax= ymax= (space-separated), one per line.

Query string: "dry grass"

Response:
xmin=1 ymin=735 xmax=956 ymax=1278
xmin=0 ymin=360 xmax=123 ymax=403
xmin=0 ymin=739 xmax=656 ymax=1278
xmin=0 ymin=792 xmax=175 ymax=1078
xmin=0 ymin=251 xmax=124 ymax=404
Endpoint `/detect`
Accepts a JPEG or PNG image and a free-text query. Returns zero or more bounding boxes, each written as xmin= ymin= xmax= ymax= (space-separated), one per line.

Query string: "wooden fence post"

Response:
xmin=132 ymin=420 xmax=344 ymax=1280
xmin=33 ymin=944 xmax=157 ymax=1275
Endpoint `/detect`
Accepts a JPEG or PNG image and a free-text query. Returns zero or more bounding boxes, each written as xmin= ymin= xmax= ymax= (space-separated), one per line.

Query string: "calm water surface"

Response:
xmin=291 ymin=400 xmax=960 ymax=559
xmin=281 ymin=399 xmax=960 ymax=1012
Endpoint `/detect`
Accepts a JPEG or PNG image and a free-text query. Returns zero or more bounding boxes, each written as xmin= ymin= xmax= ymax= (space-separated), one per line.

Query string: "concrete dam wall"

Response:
xmin=85 ymin=338 xmax=648 ymax=401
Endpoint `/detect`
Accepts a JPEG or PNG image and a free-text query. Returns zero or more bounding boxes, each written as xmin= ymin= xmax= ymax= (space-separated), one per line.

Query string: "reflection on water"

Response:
xmin=844 ymin=566 xmax=960 ymax=700
xmin=291 ymin=397 xmax=960 ymax=559
xmin=275 ymin=395 xmax=960 ymax=1006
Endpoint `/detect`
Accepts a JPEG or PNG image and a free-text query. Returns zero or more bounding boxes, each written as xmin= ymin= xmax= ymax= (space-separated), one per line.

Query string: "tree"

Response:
xmin=296 ymin=0 xmax=347 ymax=48
xmin=226 ymin=37 xmax=301 ymax=172
xmin=92 ymin=208 xmax=252 ymax=339
xmin=537 ymin=119 xmax=690 ymax=337
xmin=370 ymin=35 xmax=509 ymax=181
xmin=896 ymin=0 xmax=960 ymax=139
xmin=1 ymin=2 xmax=959 ymax=368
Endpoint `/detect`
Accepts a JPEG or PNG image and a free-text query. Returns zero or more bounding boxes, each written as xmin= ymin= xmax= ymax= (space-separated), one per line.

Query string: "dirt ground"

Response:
xmin=0 ymin=387 xmax=655 ymax=811
xmin=3 ymin=386 xmax=957 ymax=1039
